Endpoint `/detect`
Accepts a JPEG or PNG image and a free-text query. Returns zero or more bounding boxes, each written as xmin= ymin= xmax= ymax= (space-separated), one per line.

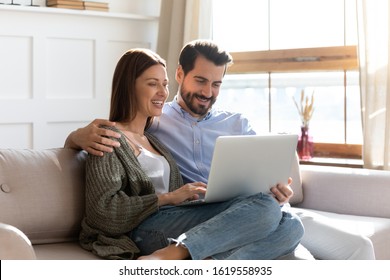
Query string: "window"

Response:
xmin=212 ymin=0 xmax=361 ymax=159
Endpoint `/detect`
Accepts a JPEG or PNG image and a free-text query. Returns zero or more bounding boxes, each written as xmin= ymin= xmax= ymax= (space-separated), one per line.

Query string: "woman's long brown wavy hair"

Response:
xmin=109 ymin=48 xmax=166 ymax=130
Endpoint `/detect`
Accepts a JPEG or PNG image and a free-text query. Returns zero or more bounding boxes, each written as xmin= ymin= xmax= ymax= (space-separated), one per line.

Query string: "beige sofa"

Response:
xmin=1 ymin=148 xmax=390 ymax=260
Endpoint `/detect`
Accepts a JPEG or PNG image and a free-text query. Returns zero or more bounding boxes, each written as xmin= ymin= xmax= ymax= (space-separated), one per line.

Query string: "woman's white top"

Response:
xmin=137 ymin=147 xmax=170 ymax=194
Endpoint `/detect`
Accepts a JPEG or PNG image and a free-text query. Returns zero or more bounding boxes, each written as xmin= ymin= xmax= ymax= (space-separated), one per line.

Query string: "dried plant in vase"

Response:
xmin=293 ymin=89 xmax=315 ymax=128
xmin=293 ymin=90 xmax=315 ymax=160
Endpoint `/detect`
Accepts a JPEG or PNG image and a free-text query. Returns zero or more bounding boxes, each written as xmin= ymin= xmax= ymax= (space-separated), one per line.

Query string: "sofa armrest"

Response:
xmin=295 ymin=165 xmax=390 ymax=219
xmin=0 ymin=223 xmax=36 ymax=260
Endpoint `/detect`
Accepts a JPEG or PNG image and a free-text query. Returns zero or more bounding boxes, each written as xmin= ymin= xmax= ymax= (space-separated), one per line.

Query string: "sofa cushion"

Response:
xmin=277 ymin=243 xmax=315 ymax=260
xmin=292 ymin=207 xmax=390 ymax=260
xmin=32 ymin=241 xmax=313 ymax=260
xmin=0 ymin=148 xmax=87 ymax=244
xmin=33 ymin=242 xmax=100 ymax=260
xmin=297 ymin=165 xmax=390 ymax=218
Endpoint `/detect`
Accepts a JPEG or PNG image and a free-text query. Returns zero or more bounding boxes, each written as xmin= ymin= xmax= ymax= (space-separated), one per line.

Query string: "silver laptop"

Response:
xmin=179 ymin=134 xmax=298 ymax=206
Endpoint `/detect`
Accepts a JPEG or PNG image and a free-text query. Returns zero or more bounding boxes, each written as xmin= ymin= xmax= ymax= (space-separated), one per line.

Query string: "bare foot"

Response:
xmin=138 ymin=244 xmax=190 ymax=260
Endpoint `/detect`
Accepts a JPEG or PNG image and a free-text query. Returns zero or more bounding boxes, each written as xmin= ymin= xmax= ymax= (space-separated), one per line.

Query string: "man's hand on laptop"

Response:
xmin=158 ymin=182 xmax=207 ymax=206
xmin=270 ymin=177 xmax=293 ymax=205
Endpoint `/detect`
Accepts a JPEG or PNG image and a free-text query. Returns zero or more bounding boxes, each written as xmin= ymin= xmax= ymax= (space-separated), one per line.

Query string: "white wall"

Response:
xmin=0 ymin=1 xmax=160 ymax=149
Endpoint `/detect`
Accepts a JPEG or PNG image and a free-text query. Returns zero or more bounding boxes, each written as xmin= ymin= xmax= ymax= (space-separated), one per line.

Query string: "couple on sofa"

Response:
xmin=66 ymin=39 xmax=375 ymax=260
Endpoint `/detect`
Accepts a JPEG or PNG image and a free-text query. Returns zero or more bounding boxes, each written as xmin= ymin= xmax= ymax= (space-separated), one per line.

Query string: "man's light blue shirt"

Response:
xmin=148 ymin=98 xmax=256 ymax=184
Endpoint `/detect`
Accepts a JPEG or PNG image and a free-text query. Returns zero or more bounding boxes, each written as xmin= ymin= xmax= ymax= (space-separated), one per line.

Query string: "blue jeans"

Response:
xmin=130 ymin=193 xmax=304 ymax=260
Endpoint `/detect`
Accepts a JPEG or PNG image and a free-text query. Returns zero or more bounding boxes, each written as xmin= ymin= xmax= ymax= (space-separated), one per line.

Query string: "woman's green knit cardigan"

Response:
xmin=79 ymin=127 xmax=183 ymax=259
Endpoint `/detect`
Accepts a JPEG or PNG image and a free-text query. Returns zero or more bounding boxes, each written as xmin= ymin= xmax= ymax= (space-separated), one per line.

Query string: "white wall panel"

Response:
xmin=38 ymin=121 xmax=90 ymax=150
xmin=46 ymin=38 xmax=95 ymax=99
xmin=0 ymin=5 xmax=159 ymax=149
xmin=0 ymin=36 xmax=32 ymax=99
xmin=0 ymin=123 xmax=33 ymax=149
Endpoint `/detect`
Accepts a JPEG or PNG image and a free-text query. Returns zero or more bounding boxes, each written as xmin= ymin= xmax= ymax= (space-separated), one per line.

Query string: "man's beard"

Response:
xmin=180 ymin=87 xmax=216 ymax=117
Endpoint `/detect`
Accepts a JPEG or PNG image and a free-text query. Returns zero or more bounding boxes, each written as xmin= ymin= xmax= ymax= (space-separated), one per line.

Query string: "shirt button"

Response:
xmin=195 ymin=139 xmax=200 ymax=144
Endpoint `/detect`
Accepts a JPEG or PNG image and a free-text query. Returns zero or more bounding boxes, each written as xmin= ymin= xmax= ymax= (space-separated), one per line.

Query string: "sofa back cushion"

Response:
xmin=0 ymin=148 xmax=86 ymax=244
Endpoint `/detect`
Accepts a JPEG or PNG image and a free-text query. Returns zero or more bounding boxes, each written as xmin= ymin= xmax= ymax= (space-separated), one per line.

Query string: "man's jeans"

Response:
xmin=130 ymin=192 xmax=304 ymax=260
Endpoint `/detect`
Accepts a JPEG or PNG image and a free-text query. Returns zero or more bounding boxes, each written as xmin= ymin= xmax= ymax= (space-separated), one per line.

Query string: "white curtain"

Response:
xmin=357 ymin=0 xmax=390 ymax=170
xmin=156 ymin=0 xmax=213 ymax=99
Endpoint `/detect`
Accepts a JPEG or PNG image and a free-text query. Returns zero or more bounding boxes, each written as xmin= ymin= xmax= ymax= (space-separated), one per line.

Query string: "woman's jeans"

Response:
xmin=130 ymin=192 xmax=304 ymax=260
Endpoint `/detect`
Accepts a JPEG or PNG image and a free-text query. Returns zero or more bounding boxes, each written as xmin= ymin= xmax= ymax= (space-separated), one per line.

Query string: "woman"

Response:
xmin=79 ymin=48 xmax=299 ymax=260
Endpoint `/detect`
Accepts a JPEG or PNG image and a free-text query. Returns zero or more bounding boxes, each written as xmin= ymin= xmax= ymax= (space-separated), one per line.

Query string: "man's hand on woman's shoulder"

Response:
xmin=64 ymin=119 xmax=121 ymax=156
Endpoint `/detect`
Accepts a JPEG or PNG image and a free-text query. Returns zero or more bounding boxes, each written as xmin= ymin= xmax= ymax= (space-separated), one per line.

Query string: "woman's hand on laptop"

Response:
xmin=158 ymin=182 xmax=207 ymax=206
xmin=270 ymin=177 xmax=293 ymax=205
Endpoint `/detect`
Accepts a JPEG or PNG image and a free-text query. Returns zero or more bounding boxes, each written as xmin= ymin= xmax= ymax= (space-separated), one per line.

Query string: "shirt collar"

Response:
xmin=171 ymin=97 xmax=212 ymax=122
